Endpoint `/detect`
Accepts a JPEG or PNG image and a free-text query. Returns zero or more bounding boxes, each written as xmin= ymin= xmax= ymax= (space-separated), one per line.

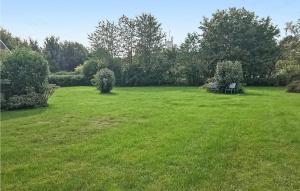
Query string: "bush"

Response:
xmin=246 ymin=76 xmax=278 ymax=86
xmin=1 ymin=49 xmax=49 ymax=96
xmin=1 ymin=49 xmax=53 ymax=109
xmin=276 ymin=60 xmax=300 ymax=85
xmin=287 ymin=80 xmax=300 ymax=93
xmin=4 ymin=85 xmax=56 ymax=110
xmin=82 ymin=59 xmax=100 ymax=79
xmin=74 ymin=64 xmax=84 ymax=74
xmin=48 ymin=74 xmax=90 ymax=86
xmin=94 ymin=68 xmax=115 ymax=93
xmin=205 ymin=61 xmax=244 ymax=93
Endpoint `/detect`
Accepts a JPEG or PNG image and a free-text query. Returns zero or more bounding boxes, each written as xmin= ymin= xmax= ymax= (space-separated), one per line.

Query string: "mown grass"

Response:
xmin=1 ymin=86 xmax=300 ymax=190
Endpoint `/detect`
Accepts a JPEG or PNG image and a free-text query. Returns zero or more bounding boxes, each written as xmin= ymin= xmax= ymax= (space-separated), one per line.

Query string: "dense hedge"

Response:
xmin=1 ymin=49 xmax=54 ymax=110
xmin=48 ymin=74 xmax=90 ymax=87
xmin=3 ymin=86 xmax=55 ymax=110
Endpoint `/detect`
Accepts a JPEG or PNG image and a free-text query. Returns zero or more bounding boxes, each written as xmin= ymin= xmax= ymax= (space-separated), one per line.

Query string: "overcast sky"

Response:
xmin=1 ymin=0 xmax=299 ymax=47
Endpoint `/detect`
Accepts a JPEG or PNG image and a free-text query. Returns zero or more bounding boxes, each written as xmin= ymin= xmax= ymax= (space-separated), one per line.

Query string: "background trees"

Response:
xmin=43 ymin=36 xmax=61 ymax=72
xmin=134 ymin=13 xmax=166 ymax=85
xmin=60 ymin=41 xmax=88 ymax=71
xmin=179 ymin=32 xmax=207 ymax=85
xmin=88 ymin=20 xmax=120 ymax=57
xmin=0 ymin=28 xmax=41 ymax=51
xmin=199 ymin=8 xmax=279 ymax=84
xmin=43 ymin=36 xmax=88 ymax=72
xmin=88 ymin=13 xmax=166 ymax=86
xmin=1 ymin=10 xmax=298 ymax=88
xmin=276 ymin=19 xmax=300 ymax=85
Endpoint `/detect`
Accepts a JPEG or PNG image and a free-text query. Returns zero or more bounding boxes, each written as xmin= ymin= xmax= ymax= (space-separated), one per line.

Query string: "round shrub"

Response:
xmin=2 ymin=49 xmax=49 ymax=96
xmin=287 ymin=80 xmax=300 ymax=93
xmin=94 ymin=68 xmax=115 ymax=93
xmin=1 ymin=49 xmax=52 ymax=109
xmin=208 ymin=61 xmax=244 ymax=93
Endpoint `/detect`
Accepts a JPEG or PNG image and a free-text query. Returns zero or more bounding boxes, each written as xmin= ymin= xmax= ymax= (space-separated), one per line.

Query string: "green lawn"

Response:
xmin=1 ymin=86 xmax=300 ymax=190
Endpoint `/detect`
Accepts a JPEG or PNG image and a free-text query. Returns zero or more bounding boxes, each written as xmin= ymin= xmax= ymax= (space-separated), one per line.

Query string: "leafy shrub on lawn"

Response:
xmin=1 ymin=49 xmax=54 ymax=109
xmin=204 ymin=61 xmax=244 ymax=93
xmin=4 ymin=85 xmax=56 ymax=110
xmin=94 ymin=68 xmax=115 ymax=93
xmin=48 ymin=74 xmax=90 ymax=86
xmin=287 ymin=80 xmax=300 ymax=93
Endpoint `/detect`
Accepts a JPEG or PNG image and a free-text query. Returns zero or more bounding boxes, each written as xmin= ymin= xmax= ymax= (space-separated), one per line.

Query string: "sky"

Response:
xmin=1 ymin=0 xmax=299 ymax=47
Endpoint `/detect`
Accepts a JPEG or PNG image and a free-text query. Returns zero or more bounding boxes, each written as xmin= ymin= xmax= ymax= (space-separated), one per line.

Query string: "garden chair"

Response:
xmin=225 ymin=83 xmax=236 ymax=94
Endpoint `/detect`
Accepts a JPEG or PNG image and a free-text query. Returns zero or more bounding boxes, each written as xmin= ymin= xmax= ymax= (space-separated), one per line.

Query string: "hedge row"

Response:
xmin=48 ymin=74 xmax=90 ymax=87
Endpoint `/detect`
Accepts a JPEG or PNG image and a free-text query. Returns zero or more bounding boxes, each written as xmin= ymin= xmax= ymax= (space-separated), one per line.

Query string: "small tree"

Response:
xmin=214 ymin=61 xmax=244 ymax=93
xmin=94 ymin=68 xmax=115 ymax=93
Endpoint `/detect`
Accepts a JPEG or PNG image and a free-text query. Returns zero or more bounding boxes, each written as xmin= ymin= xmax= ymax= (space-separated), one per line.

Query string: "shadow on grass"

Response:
xmin=1 ymin=107 xmax=47 ymax=121
xmin=243 ymin=91 xmax=265 ymax=96
xmin=99 ymin=92 xmax=118 ymax=96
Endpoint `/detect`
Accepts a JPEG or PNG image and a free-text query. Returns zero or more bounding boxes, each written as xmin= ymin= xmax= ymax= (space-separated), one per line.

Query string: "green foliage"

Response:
xmin=89 ymin=14 xmax=166 ymax=86
xmin=94 ymin=68 xmax=115 ymax=93
xmin=0 ymin=28 xmax=39 ymax=51
xmin=200 ymin=8 xmax=279 ymax=84
xmin=74 ymin=64 xmax=84 ymax=74
xmin=1 ymin=49 xmax=53 ymax=109
xmin=179 ymin=33 xmax=208 ymax=85
xmin=48 ymin=74 xmax=90 ymax=87
xmin=88 ymin=20 xmax=120 ymax=56
xmin=2 ymin=49 xmax=49 ymax=96
xmin=43 ymin=36 xmax=88 ymax=72
xmin=4 ymin=85 xmax=56 ymax=110
xmin=85 ymin=49 xmax=123 ymax=85
xmin=43 ymin=36 xmax=61 ymax=72
xmin=60 ymin=41 xmax=88 ymax=71
xmin=276 ymin=34 xmax=300 ymax=85
xmin=82 ymin=59 xmax=100 ymax=79
xmin=287 ymin=80 xmax=300 ymax=93
xmin=211 ymin=61 xmax=244 ymax=93
xmin=276 ymin=60 xmax=300 ymax=84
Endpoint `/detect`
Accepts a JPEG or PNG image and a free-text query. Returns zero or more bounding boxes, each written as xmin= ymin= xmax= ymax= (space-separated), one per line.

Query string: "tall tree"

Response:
xmin=60 ymin=41 xmax=88 ymax=71
xmin=118 ymin=15 xmax=137 ymax=65
xmin=285 ymin=19 xmax=300 ymax=37
xmin=88 ymin=20 xmax=120 ymax=57
xmin=43 ymin=36 xmax=61 ymax=72
xmin=199 ymin=8 xmax=280 ymax=84
xmin=179 ymin=32 xmax=208 ymax=85
xmin=0 ymin=28 xmax=39 ymax=51
xmin=134 ymin=13 xmax=166 ymax=84
xmin=28 ymin=38 xmax=41 ymax=52
xmin=276 ymin=19 xmax=300 ymax=84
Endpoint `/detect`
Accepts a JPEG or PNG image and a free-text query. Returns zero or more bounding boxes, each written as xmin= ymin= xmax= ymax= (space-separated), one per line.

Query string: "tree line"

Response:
xmin=1 ymin=8 xmax=299 ymax=86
